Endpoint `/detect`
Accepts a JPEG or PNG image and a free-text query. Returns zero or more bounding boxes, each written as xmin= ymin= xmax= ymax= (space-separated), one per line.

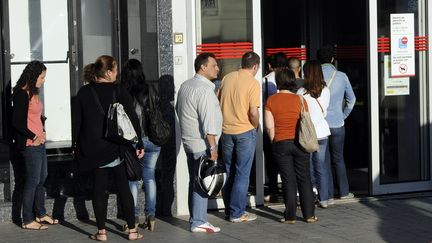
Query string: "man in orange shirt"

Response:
xmin=218 ymin=51 xmax=260 ymax=223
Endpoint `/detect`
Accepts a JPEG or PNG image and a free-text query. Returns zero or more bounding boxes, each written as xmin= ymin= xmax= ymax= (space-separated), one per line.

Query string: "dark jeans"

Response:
xmin=10 ymin=143 xmax=25 ymax=224
xmin=21 ymin=145 xmax=48 ymax=224
xmin=93 ymin=162 xmax=135 ymax=230
xmin=272 ymin=140 xmax=315 ymax=220
xmin=263 ymin=133 xmax=279 ymax=195
xmin=327 ymin=126 xmax=350 ymax=198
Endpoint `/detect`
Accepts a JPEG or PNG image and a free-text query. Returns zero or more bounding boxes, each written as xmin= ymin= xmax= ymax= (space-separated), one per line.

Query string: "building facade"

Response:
xmin=0 ymin=0 xmax=431 ymax=217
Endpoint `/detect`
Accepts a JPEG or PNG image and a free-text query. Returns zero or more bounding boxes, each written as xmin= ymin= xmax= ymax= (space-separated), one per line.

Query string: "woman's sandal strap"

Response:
xmin=22 ymin=221 xmax=48 ymax=230
xmin=36 ymin=215 xmax=59 ymax=225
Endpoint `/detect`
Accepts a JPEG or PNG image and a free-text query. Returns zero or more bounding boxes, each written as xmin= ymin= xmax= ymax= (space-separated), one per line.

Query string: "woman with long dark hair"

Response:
xmin=73 ymin=55 xmax=144 ymax=241
xmin=265 ymin=68 xmax=317 ymax=224
xmin=297 ymin=60 xmax=331 ymax=208
xmin=121 ymin=59 xmax=161 ymax=231
xmin=12 ymin=60 xmax=59 ymax=229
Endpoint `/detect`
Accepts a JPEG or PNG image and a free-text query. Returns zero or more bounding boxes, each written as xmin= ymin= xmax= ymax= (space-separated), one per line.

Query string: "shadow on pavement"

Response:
xmin=157 ymin=215 xmax=190 ymax=232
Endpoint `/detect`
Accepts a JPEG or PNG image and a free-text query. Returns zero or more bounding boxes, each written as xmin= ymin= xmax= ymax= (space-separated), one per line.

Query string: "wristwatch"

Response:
xmin=209 ymin=145 xmax=218 ymax=152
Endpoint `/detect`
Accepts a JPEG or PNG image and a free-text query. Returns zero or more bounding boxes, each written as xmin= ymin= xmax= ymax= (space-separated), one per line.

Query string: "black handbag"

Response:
xmin=147 ymin=84 xmax=171 ymax=146
xmin=123 ymin=146 xmax=142 ymax=181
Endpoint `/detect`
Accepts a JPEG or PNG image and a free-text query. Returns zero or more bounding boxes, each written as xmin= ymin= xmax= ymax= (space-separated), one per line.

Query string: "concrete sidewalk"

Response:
xmin=0 ymin=195 xmax=431 ymax=243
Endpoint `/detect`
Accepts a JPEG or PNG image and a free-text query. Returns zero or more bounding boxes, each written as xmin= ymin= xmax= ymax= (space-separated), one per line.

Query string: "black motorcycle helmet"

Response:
xmin=198 ymin=155 xmax=227 ymax=197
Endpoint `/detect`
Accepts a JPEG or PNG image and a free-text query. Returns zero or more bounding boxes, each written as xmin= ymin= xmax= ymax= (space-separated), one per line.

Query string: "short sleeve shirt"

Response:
xmin=219 ymin=69 xmax=260 ymax=135
xmin=265 ymin=93 xmax=304 ymax=142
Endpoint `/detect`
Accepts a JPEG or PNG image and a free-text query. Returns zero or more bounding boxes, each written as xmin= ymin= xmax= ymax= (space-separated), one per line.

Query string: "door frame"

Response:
xmin=0 ymin=0 xmax=11 ymax=141
xmin=369 ymin=0 xmax=432 ymax=195
xmin=68 ymin=0 xmax=120 ymax=93
xmin=188 ymin=0 xmax=265 ymax=209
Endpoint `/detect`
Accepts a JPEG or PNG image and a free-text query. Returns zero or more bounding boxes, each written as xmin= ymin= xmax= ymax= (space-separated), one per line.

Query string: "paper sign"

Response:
xmin=390 ymin=13 xmax=415 ymax=77
xmin=384 ymin=55 xmax=409 ymax=96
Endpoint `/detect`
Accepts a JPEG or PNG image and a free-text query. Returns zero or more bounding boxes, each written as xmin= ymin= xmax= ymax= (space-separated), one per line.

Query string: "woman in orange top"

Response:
xmin=12 ymin=61 xmax=58 ymax=230
xmin=265 ymin=69 xmax=317 ymax=224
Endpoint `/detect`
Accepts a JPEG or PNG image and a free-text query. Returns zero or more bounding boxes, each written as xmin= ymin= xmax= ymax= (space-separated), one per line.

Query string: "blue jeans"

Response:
xmin=129 ymin=137 xmax=161 ymax=217
xmin=327 ymin=127 xmax=350 ymax=198
xmin=186 ymin=150 xmax=209 ymax=228
xmin=21 ymin=145 xmax=48 ymax=224
xmin=221 ymin=129 xmax=256 ymax=219
xmin=310 ymin=138 xmax=330 ymax=202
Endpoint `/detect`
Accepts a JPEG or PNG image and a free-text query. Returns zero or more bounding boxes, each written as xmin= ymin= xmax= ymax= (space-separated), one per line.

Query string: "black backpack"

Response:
xmin=147 ymin=84 xmax=171 ymax=146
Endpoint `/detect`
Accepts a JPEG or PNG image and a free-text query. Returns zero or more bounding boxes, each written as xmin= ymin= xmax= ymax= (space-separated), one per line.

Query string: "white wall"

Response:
xmin=172 ymin=0 xmax=196 ymax=216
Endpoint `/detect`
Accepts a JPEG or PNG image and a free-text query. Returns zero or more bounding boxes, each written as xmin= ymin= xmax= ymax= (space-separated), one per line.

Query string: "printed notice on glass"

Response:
xmin=390 ymin=13 xmax=415 ymax=77
xmin=384 ymin=55 xmax=409 ymax=96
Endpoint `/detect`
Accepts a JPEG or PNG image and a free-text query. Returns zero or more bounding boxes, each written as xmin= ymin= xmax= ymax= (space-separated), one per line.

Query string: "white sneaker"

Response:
xmin=230 ymin=212 xmax=257 ymax=223
xmin=191 ymin=222 xmax=221 ymax=233
xmin=340 ymin=192 xmax=355 ymax=200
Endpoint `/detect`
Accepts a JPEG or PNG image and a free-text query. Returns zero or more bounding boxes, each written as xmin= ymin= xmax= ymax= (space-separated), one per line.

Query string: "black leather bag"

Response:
xmin=147 ymin=85 xmax=171 ymax=146
xmin=123 ymin=146 xmax=142 ymax=181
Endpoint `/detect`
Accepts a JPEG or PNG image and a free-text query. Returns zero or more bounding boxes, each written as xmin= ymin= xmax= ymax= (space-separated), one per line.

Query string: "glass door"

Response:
xmin=75 ymin=0 xmax=117 ymax=80
xmin=123 ymin=0 xmax=159 ymax=80
xmin=195 ymin=0 xmax=264 ymax=207
xmin=8 ymin=0 xmax=72 ymax=147
xmin=370 ymin=0 xmax=432 ymax=194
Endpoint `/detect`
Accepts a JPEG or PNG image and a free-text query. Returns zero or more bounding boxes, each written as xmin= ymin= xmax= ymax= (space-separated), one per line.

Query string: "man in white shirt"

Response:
xmin=176 ymin=53 xmax=223 ymax=233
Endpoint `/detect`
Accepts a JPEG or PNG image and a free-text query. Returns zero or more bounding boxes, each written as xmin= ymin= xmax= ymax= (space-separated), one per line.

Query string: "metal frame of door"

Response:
xmin=68 ymin=0 xmax=120 ymax=95
xmin=369 ymin=0 xmax=432 ymax=195
xmin=190 ymin=0 xmax=264 ymax=209
xmin=0 ymin=0 xmax=11 ymax=142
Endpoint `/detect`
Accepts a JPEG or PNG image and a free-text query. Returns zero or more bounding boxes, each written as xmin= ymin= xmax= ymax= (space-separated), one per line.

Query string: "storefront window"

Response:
xmin=9 ymin=0 xmax=71 ymax=145
xmin=197 ymin=0 xmax=253 ymax=78
xmin=377 ymin=0 xmax=430 ymax=183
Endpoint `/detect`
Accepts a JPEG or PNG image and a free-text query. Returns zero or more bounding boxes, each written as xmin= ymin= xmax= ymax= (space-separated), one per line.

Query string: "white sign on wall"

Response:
xmin=390 ymin=13 xmax=415 ymax=77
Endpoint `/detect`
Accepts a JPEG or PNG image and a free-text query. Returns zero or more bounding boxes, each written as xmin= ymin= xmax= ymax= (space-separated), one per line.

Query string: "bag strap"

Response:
xmin=327 ymin=70 xmax=337 ymax=88
xmin=298 ymin=95 xmax=306 ymax=112
xmin=265 ymin=77 xmax=269 ymax=99
xmin=90 ymin=86 xmax=105 ymax=115
xmin=316 ymin=98 xmax=324 ymax=113
xmin=148 ymin=83 xmax=159 ymax=111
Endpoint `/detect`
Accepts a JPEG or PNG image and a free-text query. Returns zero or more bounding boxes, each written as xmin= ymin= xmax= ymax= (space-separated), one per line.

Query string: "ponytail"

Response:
xmin=83 ymin=63 xmax=96 ymax=83
xmin=82 ymin=55 xmax=117 ymax=83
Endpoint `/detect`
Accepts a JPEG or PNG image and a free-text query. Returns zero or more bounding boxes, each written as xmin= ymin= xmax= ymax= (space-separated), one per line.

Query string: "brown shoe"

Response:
xmin=280 ymin=218 xmax=296 ymax=224
xmin=146 ymin=215 xmax=155 ymax=231
xmin=306 ymin=216 xmax=318 ymax=223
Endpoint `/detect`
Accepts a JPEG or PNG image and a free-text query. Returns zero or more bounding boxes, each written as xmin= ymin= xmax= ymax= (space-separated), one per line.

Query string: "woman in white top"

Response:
xmin=297 ymin=60 xmax=331 ymax=208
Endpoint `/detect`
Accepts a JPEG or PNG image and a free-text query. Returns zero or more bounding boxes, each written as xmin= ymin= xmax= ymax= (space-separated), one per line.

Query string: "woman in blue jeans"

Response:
xmin=122 ymin=59 xmax=161 ymax=231
xmin=12 ymin=61 xmax=59 ymax=229
xmin=297 ymin=60 xmax=331 ymax=208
